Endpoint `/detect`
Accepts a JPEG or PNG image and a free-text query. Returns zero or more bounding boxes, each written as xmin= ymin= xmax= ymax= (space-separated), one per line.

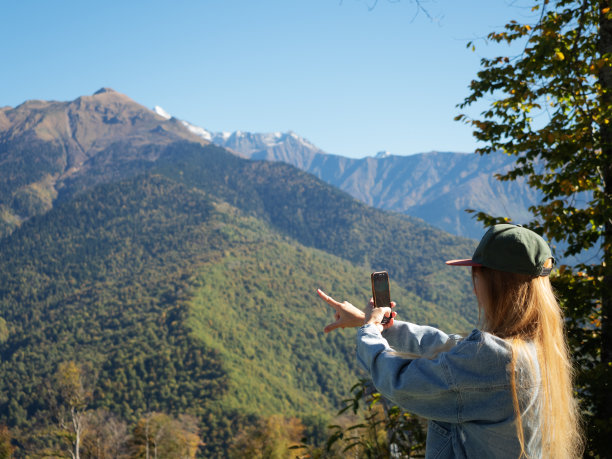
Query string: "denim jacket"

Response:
xmin=357 ymin=321 xmax=542 ymax=458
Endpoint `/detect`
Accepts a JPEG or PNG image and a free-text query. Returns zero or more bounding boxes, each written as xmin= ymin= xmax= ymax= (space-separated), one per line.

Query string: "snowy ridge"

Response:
xmin=224 ymin=130 xmax=320 ymax=150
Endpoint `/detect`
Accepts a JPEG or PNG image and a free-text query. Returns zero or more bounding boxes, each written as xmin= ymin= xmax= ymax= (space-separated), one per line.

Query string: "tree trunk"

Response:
xmin=145 ymin=418 xmax=150 ymax=459
xmin=599 ymin=0 xmax=612 ymax=422
xmin=72 ymin=408 xmax=81 ymax=459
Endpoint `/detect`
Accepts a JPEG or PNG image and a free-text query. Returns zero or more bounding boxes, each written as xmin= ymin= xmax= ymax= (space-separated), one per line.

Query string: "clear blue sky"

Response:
xmin=1 ymin=0 xmax=531 ymax=158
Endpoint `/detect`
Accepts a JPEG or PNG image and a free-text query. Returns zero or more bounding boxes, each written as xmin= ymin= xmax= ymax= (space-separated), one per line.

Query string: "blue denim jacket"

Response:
xmin=357 ymin=321 xmax=542 ymax=458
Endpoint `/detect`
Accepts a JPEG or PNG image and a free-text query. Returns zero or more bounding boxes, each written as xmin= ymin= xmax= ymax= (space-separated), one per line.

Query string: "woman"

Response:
xmin=318 ymin=224 xmax=582 ymax=458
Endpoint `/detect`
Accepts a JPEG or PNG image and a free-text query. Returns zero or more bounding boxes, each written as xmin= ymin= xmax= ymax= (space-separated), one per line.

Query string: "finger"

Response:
xmin=324 ymin=320 xmax=342 ymax=333
xmin=317 ymin=289 xmax=343 ymax=309
xmin=390 ymin=301 xmax=397 ymax=308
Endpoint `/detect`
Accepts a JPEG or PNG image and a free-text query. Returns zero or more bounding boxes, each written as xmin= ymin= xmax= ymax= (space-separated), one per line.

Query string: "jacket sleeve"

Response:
xmin=381 ymin=320 xmax=456 ymax=356
xmin=358 ymin=325 xmax=518 ymax=424
xmin=357 ymin=323 xmax=461 ymax=423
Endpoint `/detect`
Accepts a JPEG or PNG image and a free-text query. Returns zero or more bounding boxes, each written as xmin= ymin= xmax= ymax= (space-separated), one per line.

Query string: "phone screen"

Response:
xmin=371 ymin=271 xmax=391 ymax=324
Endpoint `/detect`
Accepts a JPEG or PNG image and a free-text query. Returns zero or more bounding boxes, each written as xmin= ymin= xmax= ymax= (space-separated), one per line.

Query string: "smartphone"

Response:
xmin=371 ymin=271 xmax=391 ymax=325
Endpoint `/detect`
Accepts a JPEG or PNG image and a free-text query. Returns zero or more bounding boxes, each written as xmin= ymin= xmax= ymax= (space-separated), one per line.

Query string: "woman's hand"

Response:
xmin=364 ymin=298 xmax=396 ymax=332
xmin=317 ymin=289 xmax=366 ymax=333
xmin=317 ymin=289 xmax=397 ymax=333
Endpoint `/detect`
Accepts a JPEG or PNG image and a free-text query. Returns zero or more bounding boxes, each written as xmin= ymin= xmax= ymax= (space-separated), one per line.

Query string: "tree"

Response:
xmin=81 ymin=409 xmax=129 ymax=459
xmin=0 ymin=318 xmax=9 ymax=344
xmin=457 ymin=0 xmax=611 ymax=454
xmin=293 ymin=379 xmax=425 ymax=458
xmin=130 ymin=412 xmax=201 ymax=459
xmin=228 ymin=414 xmax=305 ymax=459
xmin=323 ymin=379 xmax=425 ymax=458
xmin=53 ymin=361 xmax=94 ymax=459
xmin=0 ymin=425 xmax=14 ymax=459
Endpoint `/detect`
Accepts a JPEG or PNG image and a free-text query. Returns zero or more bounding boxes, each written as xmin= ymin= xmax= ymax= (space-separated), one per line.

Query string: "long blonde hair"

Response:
xmin=473 ymin=263 xmax=583 ymax=458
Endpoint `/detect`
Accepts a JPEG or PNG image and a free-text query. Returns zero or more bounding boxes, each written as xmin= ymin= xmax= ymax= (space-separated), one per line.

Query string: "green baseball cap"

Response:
xmin=446 ymin=224 xmax=554 ymax=277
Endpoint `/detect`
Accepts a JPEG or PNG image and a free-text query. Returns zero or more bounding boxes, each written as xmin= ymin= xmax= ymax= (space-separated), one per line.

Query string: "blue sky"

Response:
xmin=1 ymin=0 xmax=531 ymax=158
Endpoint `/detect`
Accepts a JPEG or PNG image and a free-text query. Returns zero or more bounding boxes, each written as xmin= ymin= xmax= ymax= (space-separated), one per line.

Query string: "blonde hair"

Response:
xmin=472 ymin=263 xmax=583 ymax=458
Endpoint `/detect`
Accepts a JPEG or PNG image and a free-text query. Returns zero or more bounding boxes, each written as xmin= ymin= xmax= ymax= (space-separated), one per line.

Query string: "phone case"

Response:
xmin=371 ymin=271 xmax=391 ymax=324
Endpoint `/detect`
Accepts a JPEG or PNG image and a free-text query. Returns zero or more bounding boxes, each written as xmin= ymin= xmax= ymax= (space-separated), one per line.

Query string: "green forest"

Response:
xmin=0 ymin=148 xmax=475 ymax=456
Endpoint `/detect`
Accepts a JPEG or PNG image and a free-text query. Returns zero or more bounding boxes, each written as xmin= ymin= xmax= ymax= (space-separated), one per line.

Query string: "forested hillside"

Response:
xmin=0 ymin=171 xmax=472 ymax=455
xmin=0 ymin=91 xmax=478 ymax=456
xmin=154 ymin=142 xmax=478 ymax=321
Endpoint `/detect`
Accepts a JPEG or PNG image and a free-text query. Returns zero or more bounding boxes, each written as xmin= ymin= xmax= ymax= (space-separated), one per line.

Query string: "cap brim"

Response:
xmin=445 ymin=259 xmax=482 ymax=267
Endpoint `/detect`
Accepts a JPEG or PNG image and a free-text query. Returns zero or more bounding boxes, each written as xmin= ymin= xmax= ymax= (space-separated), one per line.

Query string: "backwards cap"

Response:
xmin=446 ymin=224 xmax=554 ymax=277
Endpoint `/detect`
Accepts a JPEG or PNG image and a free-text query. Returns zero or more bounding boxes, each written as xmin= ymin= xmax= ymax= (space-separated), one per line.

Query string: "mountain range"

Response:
xmin=0 ymin=89 xmax=478 ymax=456
xmin=165 ymin=110 xmax=539 ymax=240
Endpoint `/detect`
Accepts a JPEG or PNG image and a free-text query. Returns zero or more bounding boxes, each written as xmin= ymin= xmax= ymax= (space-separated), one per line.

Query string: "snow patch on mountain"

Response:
xmin=375 ymin=150 xmax=392 ymax=159
xmin=153 ymin=106 xmax=172 ymax=120
xmin=180 ymin=120 xmax=213 ymax=141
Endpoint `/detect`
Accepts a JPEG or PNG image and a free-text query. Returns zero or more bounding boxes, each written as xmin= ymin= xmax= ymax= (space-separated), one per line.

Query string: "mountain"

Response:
xmin=173 ymin=119 xmax=539 ymax=240
xmin=0 ymin=90 xmax=477 ymax=456
xmin=0 ymin=88 xmax=209 ymax=237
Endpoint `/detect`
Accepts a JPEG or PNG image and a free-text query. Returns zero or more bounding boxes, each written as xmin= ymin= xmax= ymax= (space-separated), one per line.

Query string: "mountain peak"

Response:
xmin=93 ymin=87 xmax=117 ymax=95
xmin=375 ymin=150 xmax=391 ymax=159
